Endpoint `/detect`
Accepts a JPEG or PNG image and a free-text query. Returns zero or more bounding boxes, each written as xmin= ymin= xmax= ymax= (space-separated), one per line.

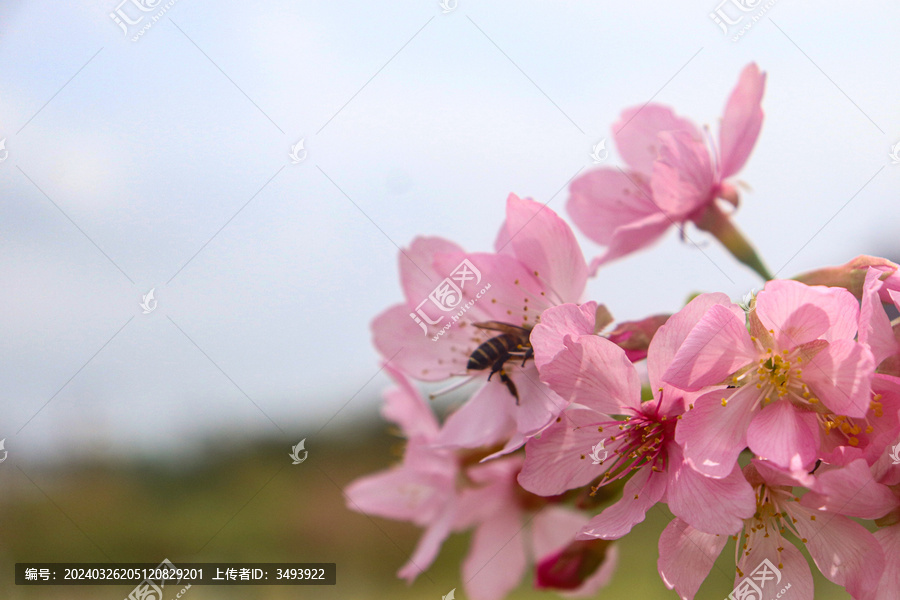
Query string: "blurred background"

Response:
xmin=1 ymin=0 xmax=899 ymax=597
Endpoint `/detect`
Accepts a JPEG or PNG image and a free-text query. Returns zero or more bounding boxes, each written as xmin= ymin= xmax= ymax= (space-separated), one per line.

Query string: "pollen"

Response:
xmin=721 ymin=398 xmax=728 ymax=407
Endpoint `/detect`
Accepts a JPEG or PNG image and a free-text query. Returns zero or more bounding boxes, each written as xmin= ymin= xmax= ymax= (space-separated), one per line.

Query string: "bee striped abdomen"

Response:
xmin=467 ymin=334 xmax=516 ymax=371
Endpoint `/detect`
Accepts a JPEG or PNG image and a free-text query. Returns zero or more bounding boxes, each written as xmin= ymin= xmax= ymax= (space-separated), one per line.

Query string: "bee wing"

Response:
xmin=473 ymin=321 xmax=529 ymax=336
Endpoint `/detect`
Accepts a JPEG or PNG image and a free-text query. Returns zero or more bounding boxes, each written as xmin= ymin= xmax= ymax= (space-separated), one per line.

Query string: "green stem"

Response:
xmin=695 ymin=203 xmax=773 ymax=281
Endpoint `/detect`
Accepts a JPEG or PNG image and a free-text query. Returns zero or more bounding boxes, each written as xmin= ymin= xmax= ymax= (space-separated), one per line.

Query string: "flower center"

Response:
xmin=586 ymin=407 xmax=674 ymax=494
xmin=819 ymin=393 xmax=881 ymax=447
xmin=752 ymin=348 xmax=811 ymax=406
xmin=734 ymin=485 xmax=796 ymax=575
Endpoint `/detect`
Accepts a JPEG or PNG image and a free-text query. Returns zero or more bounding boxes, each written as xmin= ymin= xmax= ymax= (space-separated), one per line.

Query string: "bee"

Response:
xmin=467 ymin=321 xmax=533 ymax=404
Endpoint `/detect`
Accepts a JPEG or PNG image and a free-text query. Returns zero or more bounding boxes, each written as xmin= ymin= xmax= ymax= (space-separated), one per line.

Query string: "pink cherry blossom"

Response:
xmin=455 ymin=455 xmax=616 ymax=600
xmin=371 ymin=194 xmax=589 ymax=453
xmin=344 ymin=365 xmax=459 ymax=582
xmin=658 ymin=460 xmax=885 ymax=600
xmin=351 ymin=57 xmax=900 ymax=600
xmin=568 ymin=63 xmax=769 ymax=277
xmin=345 ymin=367 xmax=615 ymax=599
xmin=665 ymin=279 xmax=875 ymax=476
xmin=519 ymin=293 xmax=756 ymax=540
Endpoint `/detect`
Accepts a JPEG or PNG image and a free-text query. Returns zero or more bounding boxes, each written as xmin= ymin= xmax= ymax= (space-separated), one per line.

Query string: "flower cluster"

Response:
xmin=346 ymin=63 xmax=900 ymax=600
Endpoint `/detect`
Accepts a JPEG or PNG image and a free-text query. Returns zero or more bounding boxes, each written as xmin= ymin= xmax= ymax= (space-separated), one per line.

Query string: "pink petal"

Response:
xmin=463 ymin=508 xmax=528 ymax=600
xmin=750 ymin=457 xmax=814 ymax=488
xmin=613 ymin=104 xmax=702 ymax=175
xmin=789 ymin=503 xmax=885 ymax=598
xmin=666 ymin=444 xmax=756 ymax=535
xmin=891 ymin=288 xmax=900 ymax=311
xmin=650 ymin=293 xmax=745 ymax=390
xmin=372 ymin=304 xmax=464 ymax=381
xmin=381 ymin=363 xmax=439 ymax=440
xmin=756 ymin=279 xmax=859 ymax=347
xmin=675 ymin=386 xmax=759 ymax=478
xmin=430 ymin=250 xmax=543 ymax=323
xmin=860 ymin=267 xmax=899 ymax=366
xmin=869 ymin=525 xmax=900 ymax=600
xmin=800 ymin=458 xmax=896 ymax=519
xmin=577 ymin=467 xmax=667 ymax=540
xmin=400 ymin=237 xmax=466 ymax=308
xmin=663 ymin=303 xmax=756 ymax=391
xmin=746 ymin=400 xmax=820 ymax=471
xmin=345 ymin=467 xmax=445 ymax=524
xmin=567 ymin=168 xmax=660 ymax=246
xmin=718 ymin=63 xmax=766 ymax=179
xmin=803 ymin=339 xmax=875 ymax=418
xmin=480 ymin=431 xmax=527 ymax=462
xmin=435 ymin=381 xmax=517 ymax=449
xmin=539 ymin=335 xmax=641 ymax=414
xmin=735 ymin=530 xmax=814 ymax=600
xmin=657 ymin=518 xmax=728 ymax=600
xmin=650 ymin=131 xmax=716 ymax=219
xmin=518 ymin=405 xmax=609 ymax=496
xmin=454 ymin=456 xmax=520 ymax=529
xmin=511 ymin=367 xmax=570 ymax=436
xmin=435 ymin=252 xmax=558 ymax=326
xmin=589 ymin=211 xmax=672 ymax=270
xmin=531 ymin=302 xmax=598 ymax=371
xmin=397 ymin=500 xmax=455 ymax=582
xmin=501 ymin=193 xmax=588 ymax=304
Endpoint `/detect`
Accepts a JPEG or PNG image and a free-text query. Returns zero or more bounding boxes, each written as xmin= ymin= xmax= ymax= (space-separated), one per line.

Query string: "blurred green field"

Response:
xmin=0 ymin=425 xmax=853 ymax=599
